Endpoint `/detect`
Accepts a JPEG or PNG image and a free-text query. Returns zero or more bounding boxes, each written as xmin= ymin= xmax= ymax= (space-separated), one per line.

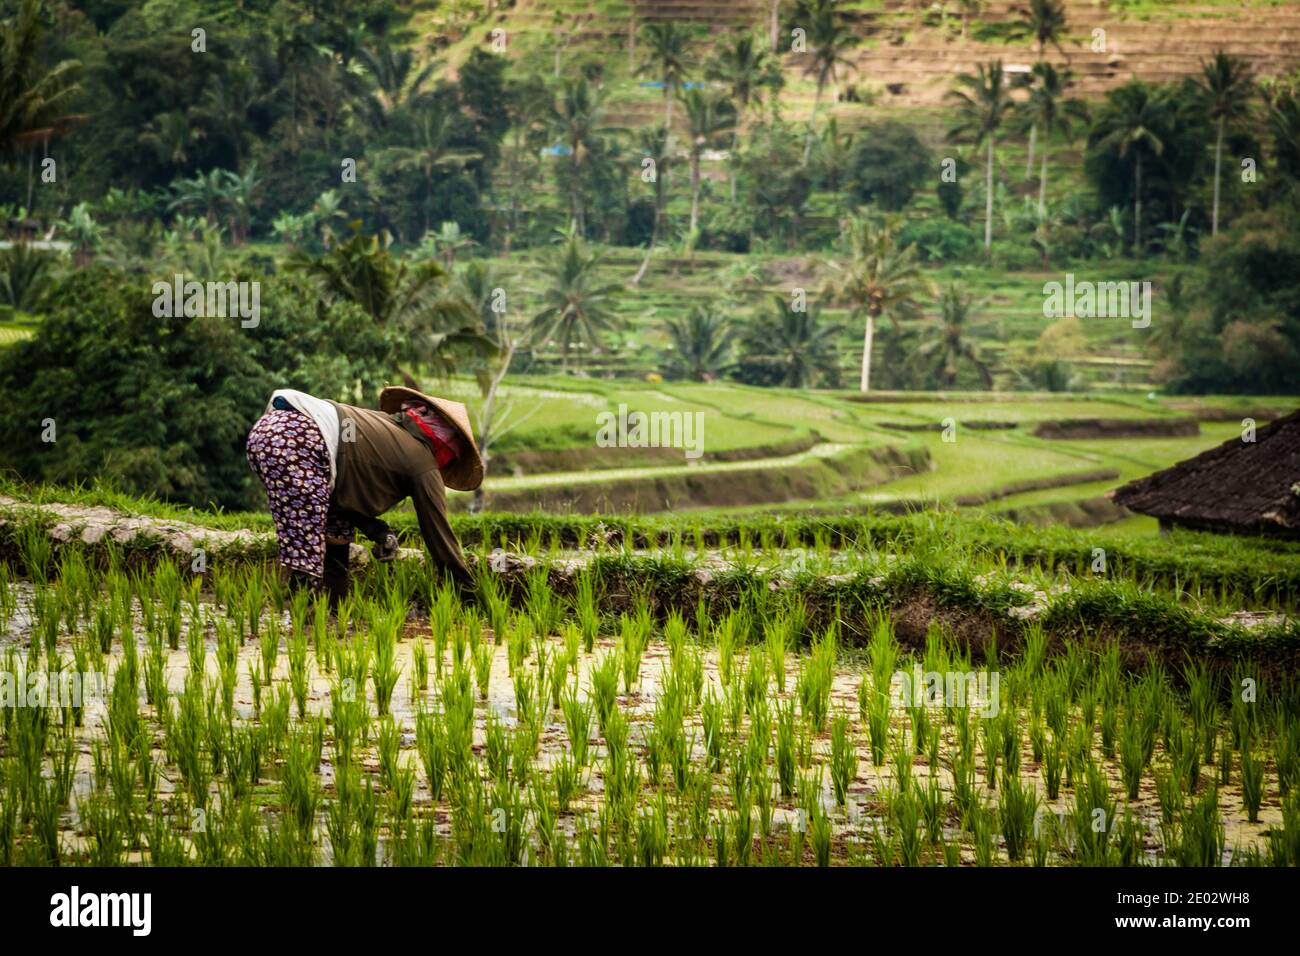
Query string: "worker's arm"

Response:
xmin=410 ymin=468 xmax=473 ymax=590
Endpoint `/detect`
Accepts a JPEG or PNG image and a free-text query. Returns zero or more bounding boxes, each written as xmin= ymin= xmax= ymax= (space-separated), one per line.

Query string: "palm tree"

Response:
xmin=1017 ymin=63 xmax=1087 ymax=220
xmin=661 ymin=305 xmax=734 ymax=381
xmin=823 ymin=215 xmax=932 ymax=392
xmin=222 ymin=164 xmax=260 ymax=245
xmin=679 ymin=88 xmax=737 ymax=236
xmin=529 ymin=225 xmax=624 ymax=373
xmin=795 ymin=0 xmax=860 ymax=164
xmin=631 ymin=124 xmax=671 ymax=286
xmin=948 ymin=61 xmax=1013 ymax=254
xmin=639 ymin=22 xmax=695 ymax=140
xmin=289 ymin=230 xmax=490 ymax=381
xmin=550 ymin=76 xmax=615 ymax=235
xmin=312 ymin=189 xmax=347 ymax=250
xmin=168 ymin=168 xmax=231 ymax=229
xmin=375 ymin=104 xmax=482 ymax=235
xmin=741 ymin=294 xmax=845 ymax=389
xmin=915 ymin=283 xmax=994 ymax=388
xmin=707 ymin=33 xmax=783 ymax=200
xmin=1092 ymin=80 xmax=1167 ymax=252
xmin=1 ymin=0 xmax=84 ymax=207
xmin=55 ymin=201 xmax=101 ymax=267
xmin=1196 ymin=51 xmax=1253 ymax=236
xmin=1014 ymin=0 xmax=1069 ymax=175
xmin=357 ymin=41 xmax=434 ymax=130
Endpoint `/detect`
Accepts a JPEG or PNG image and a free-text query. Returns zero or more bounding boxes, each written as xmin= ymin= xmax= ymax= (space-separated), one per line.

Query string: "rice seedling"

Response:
xmin=590 ymin=651 xmax=620 ymax=735
xmin=809 ymin=801 xmax=831 ymax=867
xmin=1169 ymin=720 xmax=1201 ymax=794
xmin=558 ymin=685 xmax=592 ymax=769
xmin=411 ymin=637 xmax=429 ymax=699
xmin=696 ymin=689 xmax=724 ymax=775
xmin=312 ymin=597 xmax=330 ymax=672
xmin=371 ymin=612 xmax=401 ymax=717
xmin=764 ymin=620 xmax=789 ymax=695
xmin=574 ymin=571 xmax=600 ymax=654
xmin=829 ymin=712 xmax=857 ymax=807
xmin=1240 ymin=734 xmax=1265 ymax=823
xmin=415 ymin=706 xmax=448 ymax=802
xmin=1176 ymin=784 xmax=1224 ymax=867
xmin=893 ymin=787 xmax=924 ymax=866
xmin=999 ymin=774 xmax=1040 ymax=862
xmin=617 ymin=612 xmax=649 ymax=693
xmin=471 ymin=637 xmax=493 ymax=700
xmin=918 ymin=772 xmax=946 ymax=844
xmin=287 ymin=617 xmax=310 ymax=719
xmin=259 ymin=619 xmax=279 ymax=684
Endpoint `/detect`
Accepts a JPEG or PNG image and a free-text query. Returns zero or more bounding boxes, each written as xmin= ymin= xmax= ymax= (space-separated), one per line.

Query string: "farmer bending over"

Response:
xmin=245 ymin=385 xmax=481 ymax=604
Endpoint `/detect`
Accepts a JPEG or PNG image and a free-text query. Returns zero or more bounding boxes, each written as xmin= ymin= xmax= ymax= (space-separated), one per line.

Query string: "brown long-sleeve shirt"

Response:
xmin=326 ymin=401 xmax=472 ymax=586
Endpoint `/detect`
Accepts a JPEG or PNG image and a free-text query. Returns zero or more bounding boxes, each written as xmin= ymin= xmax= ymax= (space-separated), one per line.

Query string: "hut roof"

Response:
xmin=1108 ymin=410 xmax=1300 ymax=534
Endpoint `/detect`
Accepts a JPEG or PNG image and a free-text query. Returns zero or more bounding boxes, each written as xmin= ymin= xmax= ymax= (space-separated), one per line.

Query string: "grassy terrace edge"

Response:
xmin=1 ymin=494 xmax=1297 ymax=680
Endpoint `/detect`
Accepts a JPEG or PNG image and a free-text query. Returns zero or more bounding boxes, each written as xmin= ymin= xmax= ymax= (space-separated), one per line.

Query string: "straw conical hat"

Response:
xmin=379 ymin=386 xmax=484 ymax=491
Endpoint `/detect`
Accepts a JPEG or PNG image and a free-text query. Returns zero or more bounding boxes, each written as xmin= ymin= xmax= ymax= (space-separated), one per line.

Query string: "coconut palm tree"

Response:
xmin=706 ymin=33 xmax=783 ymax=200
xmin=1092 ymin=80 xmax=1168 ymax=252
xmin=639 ymin=22 xmax=695 ymax=139
xmin=741 ymin=294 xmax=845 ymax=389
xmin=288 ymin=230 xmax=489 ymax=380
xmin=915 ymin=282 xmax=994 ymax=388
xmin=660 ymin=305 xmax=734 ymax=381
xmin=529 ymin=224 xmax=624 ymax=373
xmin=948 ymin=61 xmax=1013 ymax=254
xmin=1013 ymin=0 xmax=1069 ymax=175
xmin=375 ymin=103 xmax=483 ymax=235
xmin=1 ymin=0 xmax=84 ymax=208
xmin=1017 ymin=63 xmax=1087 ymax=220
xmin=549 ymin=76 xmax=616 ymax=235
xmin=168 ymin=168 xmax=232 ymax=229
xmin=55 ymin=201 xmax=101 ymax=267
xmin=356 ymin=41 xmax=434 ymax=130
xmin=1196 ymin=51 xmax=1253 ymax=236
xmin=679 ymin=88 xmax=737 ymax=236
xmin=631 ymin=123 xmax=671 ymax=286
xmin=823 ymin=214 xmax=932 ymax=392
xmin=795 ymin=0 xmax=860 ymax=164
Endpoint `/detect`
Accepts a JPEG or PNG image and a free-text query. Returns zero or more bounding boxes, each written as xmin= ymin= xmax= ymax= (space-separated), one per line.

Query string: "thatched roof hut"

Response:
xmin=1108 ymin=410 xmax=1300 ymax=538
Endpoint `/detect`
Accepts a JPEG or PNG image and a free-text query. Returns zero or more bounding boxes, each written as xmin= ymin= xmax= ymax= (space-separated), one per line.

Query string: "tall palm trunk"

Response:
xmin=1212 ymin=115 xmax=1224 ymax=236
xmin=689 ymin=150 xmax=702 ymax=235
xmin=1025 ymin=122 xmax=1037 ymax=178
xmin=803 ymin=81 xmax=824 ymax=165
xmin=984 ymin=135 xmax=995 ymax=253
xmin=1038 ymin=145 xmax=1049 ymax=221
xmin=859 ymin=312 xmax=875 ymax=392
xmin=632 ymin=185 xmax=661 ymax=286
xmin=1133 ymin=151 xmax=1143 ymax=252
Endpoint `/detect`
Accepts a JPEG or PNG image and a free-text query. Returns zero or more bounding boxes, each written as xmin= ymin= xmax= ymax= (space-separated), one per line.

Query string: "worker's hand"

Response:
xmin=372 ymin=531 xmax=400 ymax=562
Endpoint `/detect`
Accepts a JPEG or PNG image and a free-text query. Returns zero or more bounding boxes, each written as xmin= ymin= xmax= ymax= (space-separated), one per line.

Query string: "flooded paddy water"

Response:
xmin=0 ymin=563 xmax=1294 ymax=867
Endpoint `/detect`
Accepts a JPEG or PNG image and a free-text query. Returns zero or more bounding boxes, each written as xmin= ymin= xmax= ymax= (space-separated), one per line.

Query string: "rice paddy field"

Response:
xmin=1 ymin=498 xmax=1297 ymax=869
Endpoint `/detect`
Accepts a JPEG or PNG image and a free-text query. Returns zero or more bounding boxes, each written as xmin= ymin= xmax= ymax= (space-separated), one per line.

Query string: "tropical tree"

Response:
xmin=374 ymin=103 xmax=483 ymax=235
xmin=1013 ymin=0 xmax=1069 ymax=175
xmin=738 ymin=294 xmax=845 ymax=388
xmin=631 ymin=123 xmax=671 ymax=286
xmin=947 ymin=61 xmax=1014 ymax=253
xmin=529 ymin=225 xmax=624 ymax=372
xmin=639 ymin=22 xmax=696 ymax=138
xmin=289 ymin=230 xmax=489 ymax=381
xmin=1016 ymin=63 xmax=1087 ymax=219
xmin=823 ymin=215 xmax=932 ymax=392
xmin=55 ymin=202 xmax=102 ymax=267
xmin=679 ymin=88 xmax=737 ymax=236
xmin=357 ymin=41 xmax=434 ymax=130
xmin=168 ymin=169 xmax=232 ymax=229
xmin=915 ymin=283 xmax=994 ymax=388
xmin=1091 ymin=80 xmax=1168 ymax=252
xmin=1196 ymin=51 xmax=1253 ymax=236
xmin=0 ymin=0 xmax=83 ymax=206
xmin=660 ymin=305 xmax=734 ymax=381
xmin=794 ymin=0 xmax=860 ymax=163
xmin=549 ymin=76 xmax=617 ymax=235
xmin=706 ymin=33 xmax=784 ymax=199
